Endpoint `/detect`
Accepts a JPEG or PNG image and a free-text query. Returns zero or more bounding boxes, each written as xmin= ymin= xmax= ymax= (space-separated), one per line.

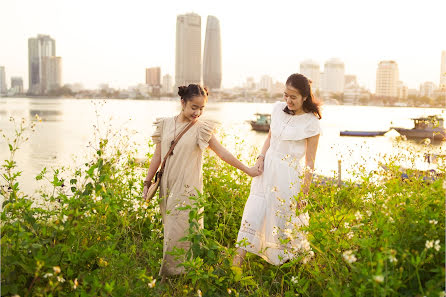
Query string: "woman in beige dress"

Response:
xmin=142 ymin=84 xmax=260 ymax=277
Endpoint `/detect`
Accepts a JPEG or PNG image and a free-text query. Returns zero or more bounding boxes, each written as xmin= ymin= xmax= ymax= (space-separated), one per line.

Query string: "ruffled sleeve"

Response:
xmin=151 ymin=118 xmax=164 ymax=144
xmin=197 ymin=119 xmax=218 ymax=150
xmin=304 ymin=114 xmax=321 ymax=138
xmin=280 ymin=113 xmax=321 ymax=141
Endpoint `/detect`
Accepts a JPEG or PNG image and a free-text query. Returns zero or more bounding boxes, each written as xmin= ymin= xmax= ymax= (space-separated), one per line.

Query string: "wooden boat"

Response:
xmin=249 ymin=113 xmax=270 ymax=132
xmin=340 ymin=130 xmax=388 ymax=137
xmin=391 ymin=115 xmax=446 ymax=141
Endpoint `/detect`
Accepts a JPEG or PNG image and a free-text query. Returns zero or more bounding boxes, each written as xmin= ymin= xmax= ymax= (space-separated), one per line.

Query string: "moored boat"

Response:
xmin=391 ymin=115 xmax=446 ymax=141
xmin=249 ymin=113 xmax=270 ymax=132
xmin=340 ymin=130 xmax=388 ymax=137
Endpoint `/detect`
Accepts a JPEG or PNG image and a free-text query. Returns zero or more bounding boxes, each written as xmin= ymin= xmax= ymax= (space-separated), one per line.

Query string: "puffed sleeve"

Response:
xmin=151 ymin=117 xmax=164 ymax=144
xmin=280 ymin=113 xmax=321 ymax=141
xmin=304 ymin=114 xmax=321 ymax=138
xmin=197 ymin=119 xmax=218 ymax=150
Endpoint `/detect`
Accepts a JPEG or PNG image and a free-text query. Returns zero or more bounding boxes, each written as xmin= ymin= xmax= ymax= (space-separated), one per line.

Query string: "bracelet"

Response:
xmin=257 ymin=154 xmax=265 ymax=160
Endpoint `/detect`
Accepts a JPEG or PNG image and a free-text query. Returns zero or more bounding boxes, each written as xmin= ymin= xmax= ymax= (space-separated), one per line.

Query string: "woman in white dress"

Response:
xmin=234 ymin=73 xmax=321 ymax=266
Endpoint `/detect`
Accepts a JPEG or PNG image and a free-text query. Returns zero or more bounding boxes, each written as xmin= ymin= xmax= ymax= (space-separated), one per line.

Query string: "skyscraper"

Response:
xmin=162 ymin=74 xmax=173 ymax=94
xmin=0 ymin=66 xmax=6 ymax=94
xmin=146 ymin=67 xmax=161 ymax=86
xmin=376 ymin=60 xmax=399 ymax=98
xmin=28 ymin=34 xmax=62 ymax=95
xmin=322 ymin=58 xmax=345 ymax=94
xmin=175 ymin=13 xmax=202 ymax=88
xmin=300 ymin=60 xmax=320 ymax=91
xmin=42 ymin=56 xmax=62 ymax=93
xmin=11 ymin=77 xmax=24 ymax=94
xmin=440 ymin=50 xmax=446 ymax=90
xmin=203 ymin=15 xmax=222 ymax=90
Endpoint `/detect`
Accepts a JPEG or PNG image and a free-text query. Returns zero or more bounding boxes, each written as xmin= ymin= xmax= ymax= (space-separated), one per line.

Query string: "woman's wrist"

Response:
xmin=143 ymin=180 xmax=151 ymax=187
xmin=257 ymin=153 xmax=265 ymax=160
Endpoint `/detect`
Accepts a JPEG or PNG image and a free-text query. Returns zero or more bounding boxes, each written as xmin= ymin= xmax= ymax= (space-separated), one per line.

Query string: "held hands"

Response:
xmin=254 ymin=157 xmax=264 ymax=173
xmin=246 ymin=166 xmax=262 ymax=177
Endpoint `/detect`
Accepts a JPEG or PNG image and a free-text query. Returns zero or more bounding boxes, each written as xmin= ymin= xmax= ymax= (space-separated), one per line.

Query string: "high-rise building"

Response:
xmin=146 ymin=67 xmax=161 ymax=86
xmin=259 ymin=75 xmax=273 ymax=92
xmin=0 ymin=66 xmax=6 ymax=94
xmin=42 ymin=56 xmax=62 ymax=93
xmin=300 ymin=60 xmax=320 ymax=91
xmin=11 ymin=77 xmax=24 ymax=94
xmin=322 ymin=58 xmax=345 ymax=94
xmin=376 ymin=60 xmax=399 ymax=98
xmin=175 ymin=13 xmax=202 ymax=88
xmin=162 ymin=74 xmax=173 ymax=94
xmin=28 ymin=34 xmax=62 ymax=94
xmin=344 ymin=75 xmax=357 ymax=86
xmin=203 ymin=15 xmax=222 ymax=90
xmin=419 ymin=82 xmax=436 ymax=98
xmin=396 ymin=81 xmax=408 ymax=100
xmin=440 ymin=50 xmax=446 ymax=90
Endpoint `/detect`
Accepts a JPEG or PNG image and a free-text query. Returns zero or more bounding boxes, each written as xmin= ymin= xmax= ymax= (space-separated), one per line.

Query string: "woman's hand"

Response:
xmin=246 ymin=166 xmax=262 ymax=177
xmin=254 ymin=157 xmax=264 ymax=173
xmin=142 ymin=180 xmax=151 ymax=200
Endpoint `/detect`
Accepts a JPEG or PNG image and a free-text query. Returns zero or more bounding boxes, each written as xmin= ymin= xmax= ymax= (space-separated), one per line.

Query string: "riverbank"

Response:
xmin=1 ymin=121 xmax=444 ymax=296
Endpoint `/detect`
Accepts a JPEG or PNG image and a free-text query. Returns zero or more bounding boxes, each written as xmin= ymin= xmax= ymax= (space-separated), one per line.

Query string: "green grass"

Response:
xmin=1 ymin=118 xmax=444 ymax=297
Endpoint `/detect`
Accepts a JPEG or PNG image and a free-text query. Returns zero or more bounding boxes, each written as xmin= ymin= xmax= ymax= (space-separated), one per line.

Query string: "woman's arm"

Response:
xmin=302 ymin=134 xmax=320 ymax=195
xmin=254 ymin=129 xmax=271 ymax=172
xmin=208 ymin=135 xmax=260 ymax=177
xmin=142 ymin=143 xmax=162 ymax=199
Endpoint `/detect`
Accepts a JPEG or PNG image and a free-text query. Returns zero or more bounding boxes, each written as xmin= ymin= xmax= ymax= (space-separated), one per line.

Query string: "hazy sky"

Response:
xmin=1 ymin=0 xmax=445 ymax=91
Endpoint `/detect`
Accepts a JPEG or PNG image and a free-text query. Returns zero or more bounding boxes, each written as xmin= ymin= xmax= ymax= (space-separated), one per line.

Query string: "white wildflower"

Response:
xmin=347 ymin=231 xmax=354 ymax=239
xmin=227 ymin=288 xmax=232 ymax=294
xmin=344 ymin=222 xmax=350 ymax=229
xmin=53 ymin=266 xmax=61 ymax=274
xmin=57 ymin=276 xmax=65 ymax=283
xmin=93 ymin=195 xmax=102 ymax=203
xmin=43 ymin=273 xmax=53 ymax=278
xmin=373 ymin=275 xmax=384 ymax=283
xmin=283 ymin=228 xmax=293 ymax=240
xmin=366 ymin=210 xmax=372 ymax=217
xmin=302 ymin=250 xmax=314 ymax=264
xmin=197 ymin=289 xmax=202 ymax=297
xmin=355 ymin=211 xmax=363 ymax=221
xmin=272 ymin=228 xmax=278 ymax=236
xmin=300 ymin=238 xmax=311 ymax=251
xmin=342 ymin=250 xmax=357 ymax=264
xmin=429 ymin=219 xmax=438 ymax=225
xmin=434 ymin=240 xmax=441 ymax=251
xmin=388 ymin=217 xmax=394 ymax=223
xmin=389 ymin=255 xmax=398 ymax=263
xmin=330 ymin=227 xmax=337 ymax=233
xmin=291 ymin=276 xmax=299 ymax=284
xmin=73 ymin=278 xmax=79 ymax=289
xmin=148 ymin=278 xmax=156 ymax=288
xmin=426 ymin=240 xmax=434 ymax=249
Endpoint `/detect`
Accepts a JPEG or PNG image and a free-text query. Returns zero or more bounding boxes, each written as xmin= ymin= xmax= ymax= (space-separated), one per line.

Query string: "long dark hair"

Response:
xmin=284 ymin=73 xmax=321 ymax=119
xmin=178 ymin=84 xmax=209 ymax=102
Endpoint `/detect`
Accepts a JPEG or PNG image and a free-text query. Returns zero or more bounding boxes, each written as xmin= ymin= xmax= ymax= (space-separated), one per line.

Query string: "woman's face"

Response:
xmin=181 ymin=95 xmax=207 ymax=121
xmin=283 ymin=84 xmax=306 ymax=112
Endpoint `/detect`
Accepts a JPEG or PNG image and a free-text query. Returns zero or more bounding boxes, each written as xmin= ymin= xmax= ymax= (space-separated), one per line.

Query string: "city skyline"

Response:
xmin=1 ymin=0 xmax=445 ymax=91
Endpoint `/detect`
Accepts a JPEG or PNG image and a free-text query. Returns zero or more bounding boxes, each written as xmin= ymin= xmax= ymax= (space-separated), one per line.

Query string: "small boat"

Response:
xmin=250 ymin=113 xmax=270 ymax=132
xmin=340 ymin=130 xmax=388 ymax=137
xmin=391 ymin=115 xmax=446 ymax=141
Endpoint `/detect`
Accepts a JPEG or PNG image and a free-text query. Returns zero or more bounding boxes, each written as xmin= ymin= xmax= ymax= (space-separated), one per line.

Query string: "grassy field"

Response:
xmin=1 ymin=119 xmax=445 ymax=296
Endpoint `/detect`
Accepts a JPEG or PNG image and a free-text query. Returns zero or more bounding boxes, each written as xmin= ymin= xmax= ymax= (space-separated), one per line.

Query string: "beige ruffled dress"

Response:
xmin=151 ymin=117 xmax=217 ymax=276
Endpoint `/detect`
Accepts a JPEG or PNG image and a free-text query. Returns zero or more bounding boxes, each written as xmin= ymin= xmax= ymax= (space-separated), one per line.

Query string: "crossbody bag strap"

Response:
xmin=157 ymin=119 xmax=197 ymax=178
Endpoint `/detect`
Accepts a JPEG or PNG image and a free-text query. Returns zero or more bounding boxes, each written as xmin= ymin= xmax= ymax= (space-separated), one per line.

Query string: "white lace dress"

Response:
xmin=236 ymin=101 xmax=321 ymax=265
